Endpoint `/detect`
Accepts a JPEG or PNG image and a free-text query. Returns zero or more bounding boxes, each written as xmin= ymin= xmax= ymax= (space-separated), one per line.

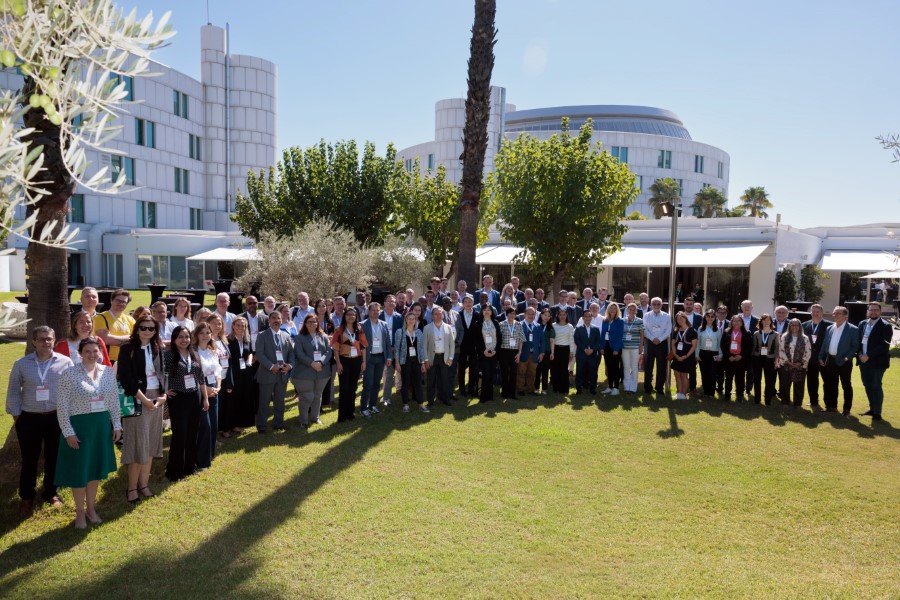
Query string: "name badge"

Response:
xmin=275 ymin=350 xmax=284 ymax=363
xmin=677 ymin=342 xmax=684 ymax=352
xmin=408 ymin=347 xmax=416 ymax=357
xmin=528 ymin=334 xmax=533 ymax=343
xmin=350 ymin=346 xmax=358 ymax=358
xmin=313 ymin=351 xmax=323 ymax=362
xmin=90 ymin=396 xmax=105 ymax=413
xmin=219 ymin=357 xmax=229 ymax=367
xmin=239 ymin=359 xmax=247 ymax=370
xmin=372 ymin=336 xmax=382 ymax=350
xmin=862 ymin=335 xmax=869 ymax=344
xmin=625 ymin=333 xmax=632 ymax=341
xmin=485 ymin=335 xmax=493 ymax=345
xmin=760 ymin=347 xmax=768 ymax=356
xmin=811 ymin=334 xmax=817 ymax=344
xmin=605 ymin=333 xmax=610 ymax=341
xmin=704 ymin=339 xmax=713 ymax=349
xmin=147 ymin=374 xmax=160 ymax=389
xmin=184 ymin=375 xmax=197 ymax=390
xmin=730 ymin=342 xmax=739 ymax=352
xmin=207 ymin=374 xmax=217 ymax=385
xmin=36 ymin=386 xmax=50 ymax=402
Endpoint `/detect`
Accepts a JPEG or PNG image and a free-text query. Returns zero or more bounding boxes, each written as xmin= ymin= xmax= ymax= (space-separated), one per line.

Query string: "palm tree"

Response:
xmin=648 ymin=177 xmax=681 ymax=219
xmin=692 ymin=186 xmax=728 ymax=218
xmin=457 ymin=0 xmax=497 ymax=285
xmin=738 ymin=186 xmax=773 ymax=218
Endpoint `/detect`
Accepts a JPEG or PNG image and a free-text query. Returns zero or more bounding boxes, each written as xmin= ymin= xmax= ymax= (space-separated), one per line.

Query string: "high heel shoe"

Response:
xmin=138 ymin=486 xmax=154 ymax=498
xmin=126 ymin=489 xmax=141 ymax=505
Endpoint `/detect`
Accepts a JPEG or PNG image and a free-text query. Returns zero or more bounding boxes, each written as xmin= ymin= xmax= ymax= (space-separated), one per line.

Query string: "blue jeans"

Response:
xmin=859 ymin=363 xmax=886 ymax=416
xmin=361 ymin=353 xmax=386 ymax=410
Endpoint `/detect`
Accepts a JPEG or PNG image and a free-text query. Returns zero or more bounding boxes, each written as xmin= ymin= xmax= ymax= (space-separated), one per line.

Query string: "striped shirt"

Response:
xmin=5 ymin=352 xmax=74 ymax=416
xmin=622 ymin=317 xmax=644 ymax=350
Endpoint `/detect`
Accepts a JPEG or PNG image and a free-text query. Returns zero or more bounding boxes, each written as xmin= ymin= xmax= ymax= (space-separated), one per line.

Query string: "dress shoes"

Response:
xmin=19 ymin=499 xmax=34 ymax=517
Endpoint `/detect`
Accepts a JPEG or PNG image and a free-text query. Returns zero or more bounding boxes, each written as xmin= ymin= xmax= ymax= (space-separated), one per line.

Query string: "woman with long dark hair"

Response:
xmin=474 ymin=304 xmax=501 ymax=403
xmin=549 ymin=309 xmax=574 ymax=394
xmin=332 ymin=308 xmax=368 ymax=422
xmin=695 ymin=309 xmax=722 ymax=398
xmin=292 ymin=314 xmax=334 ymax=428
xmin=313 ymin=298 xmax=336 ymax=410
xmin=164 ymin=326 xmax=208 ymax=482
xmin=534 ymin=308 xmax=554 ymax=395
xmin=723 ymin=315 xmax=753 ymax=401
xmin=221 ymin=316 xmax=256 ymax=436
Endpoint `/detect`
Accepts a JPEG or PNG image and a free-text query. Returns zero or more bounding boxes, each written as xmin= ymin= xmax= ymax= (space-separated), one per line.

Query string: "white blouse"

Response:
xmin=56 ymin=363 xmax=121 ymax=438
xmin=197 ymin=347 xmax=222 ymax=386
xmin=552 ymin=323 xmax=575 ymax=347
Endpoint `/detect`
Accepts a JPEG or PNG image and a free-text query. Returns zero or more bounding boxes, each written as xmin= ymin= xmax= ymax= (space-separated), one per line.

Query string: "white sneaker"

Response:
xmin=601 ymin=388 xmax=613 ymax=395
xmin=420 ymin=404 xmax=430 ymax=413
xmin=675 ymin=393 xmax=686 ymax=400
xmin=361 ymin=409 xmax=371 ymax=418
xmin=402 ymin=404 xmax=410 ymax=413
xmin=610 ymin=388 xmax=620 ymax=396
xmin=370 ymin=406 xmax=380 ymax=415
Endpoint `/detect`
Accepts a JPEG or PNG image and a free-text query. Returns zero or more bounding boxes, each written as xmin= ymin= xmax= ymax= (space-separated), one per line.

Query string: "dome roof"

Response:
xmin=504 ymin=105 xmax=692 ymax=140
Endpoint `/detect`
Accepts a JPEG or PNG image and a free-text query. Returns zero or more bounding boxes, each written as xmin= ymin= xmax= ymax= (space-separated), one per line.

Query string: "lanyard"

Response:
xmin=677 ymin=330 xmax=686 ymax=343
xmin=346 ymin=330 xmax=356 ymax=344
xmin=237 ymin=340 xmax=244 ymax=356
xmin=180 ymin=352 xmax=192 ymax=371
xmin=761 ymin=332 xmax=770 ymax=346
xmin=36 ymin=357 xmax=53 ymax=386
xmin=272 ymin=329 xmax=282 ymax=350
xmin=407 ymin=333 xmax=416 ymax=347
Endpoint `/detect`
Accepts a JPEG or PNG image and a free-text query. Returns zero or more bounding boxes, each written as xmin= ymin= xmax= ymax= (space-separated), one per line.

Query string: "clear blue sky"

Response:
xmin=123 ymin=0 xmax=899 ymax=228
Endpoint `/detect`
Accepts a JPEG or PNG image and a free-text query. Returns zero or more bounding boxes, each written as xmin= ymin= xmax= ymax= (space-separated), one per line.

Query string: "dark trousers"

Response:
xmin=575 ymin=351 xmax=599 ymax=393
xmin=167 ymin=392 xmax=201 ymax=480
xmin=480 ymin=352 xmax=498 ymax=402
xmin=859 ymin=363 xmax=886 ymax=416
xmin=822 ymin=358 xmax=854 ymax=412
xmin=605 ymin=348 xmax=622 ymax=389
xmin=698 ymin=352 xmax=720 ymax=396
xmin=535 ymin=351 xmax=552 ymax=392
xmin=337 ymin=356 xmax=362 ymax=422
xmin=753 ymin=357 xmax=777 ymax=404
xmin=644 ymin=340 xmax=668 ymax=393
xmin=551 ymin=345 xmax=571 ymax=393
xmin=779 ymin=369 xmax=805 ymax=406
xmin=426 ymin=353 xmax=451 ymax=405
xmin=745 ymin=358 xmax=756 ymax=397
xmin=400 ymin=358 xmax=425 ymax=405
xmin=457 ymin=346 xmax=479 ymax=396
xmin=688 ymin=359 xmax=697 ymax=392
xmin=715 ymin=359 xmax=725 ymax=393
xmin=498 ymin=348 xmax=519 ymax=399
xmin=724 ymin=358 xmax=748 ymax=398
xmin=361 ymin=352 xmax=386 ymax=411
xmin=196 ymin=394 xmax=218 ymax=469
xmin=806 ymin=359 xmax=823 ymax=405
xmin=14 ymin=411 xmax=61 ymax=502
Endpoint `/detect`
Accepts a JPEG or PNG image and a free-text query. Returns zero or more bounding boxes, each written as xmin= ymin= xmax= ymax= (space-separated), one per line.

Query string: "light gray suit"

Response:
xmin=291 ymin=332 xmax=333 ymax=425
xmin=254 ymin=327 xmax=294 ymax=431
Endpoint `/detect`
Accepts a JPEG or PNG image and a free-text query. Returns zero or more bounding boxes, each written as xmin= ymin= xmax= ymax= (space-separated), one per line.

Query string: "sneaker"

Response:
xmin=402 ymin=404 xmax=410 ymax=413
xmin=361 ymin=409 xmax=371 ymax=418
xmin=675 ymin=393 xmax=686 ymax=400
xmin=420 ymin=404 xmax=430 ymax=413
xmin=383 ymin=399 xmax=391 ymax=407
xmin=610 ymin=388 xmax=620 ymax=396
xmin=601 ymin=388 xmax=613 ymax=395
xmin=370 ymin=406 xmax=381 ymax=415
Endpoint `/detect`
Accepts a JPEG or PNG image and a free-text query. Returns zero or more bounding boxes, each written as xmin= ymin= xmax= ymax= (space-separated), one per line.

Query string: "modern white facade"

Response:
xmin=398 ymin=88 xmax=730 ymax=218
xmin=0 ymin=24 xmax=273 ymax=291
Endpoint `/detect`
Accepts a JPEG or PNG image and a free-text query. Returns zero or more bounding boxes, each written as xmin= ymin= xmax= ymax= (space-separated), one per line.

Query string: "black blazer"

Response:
xmin=688 ymin=313 xmax=703 ymax=330
xmin=226 ymin=337 xmax=254 ymax=384
xmin=802 ymin=319 xmax=832 ymax=358
xmin=473 ymin=317 xmax=502 ymax=354
xmin=117 ymin=342 xmax=165 ymax=397
xmin=858 ymin=318 xmax=892 ymax=369
xmin=721 ymin=327 xmax=754 ymax=360
xmin=457 ymin=310 xmax=482 ymax=351
xmin=734 ymin=314 xmax=760 ymax=334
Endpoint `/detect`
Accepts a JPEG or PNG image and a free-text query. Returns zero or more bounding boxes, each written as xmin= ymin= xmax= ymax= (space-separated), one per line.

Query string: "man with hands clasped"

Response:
xmin=255 ymin=308 xmax=294 ymax=433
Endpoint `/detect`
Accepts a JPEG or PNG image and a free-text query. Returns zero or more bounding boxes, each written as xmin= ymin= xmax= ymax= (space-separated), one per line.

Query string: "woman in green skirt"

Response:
xmin=56 ymin=337 xmax=122 ymax=528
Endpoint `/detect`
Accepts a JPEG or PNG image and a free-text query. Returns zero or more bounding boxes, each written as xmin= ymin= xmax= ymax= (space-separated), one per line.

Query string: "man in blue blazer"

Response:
xmin=475 ymin=274 xmax=501 ymax=314
xmin=857 ymin=302 xmax=892 ymax=421
xmin=574 ymin=312 xmax=602 ymax=394
xmin=817 ymin=306 xmax=860 ymax=416
xmin=360 ymin=302 xmax=393 ymax=417
xmin=517 ymin=307 xmax=544 ymax=395
xmin=379 ymin=295 xmax=405 ymax=405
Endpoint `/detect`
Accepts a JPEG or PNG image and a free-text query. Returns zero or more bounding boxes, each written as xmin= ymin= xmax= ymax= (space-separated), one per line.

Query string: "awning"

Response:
xmin=600 ymin=243 xmax=769 ymax=267
xmin=819 ymin=251 xmax=899 ymax=272
xmin=187 ymin=247 xmax=261 ymax=262
xmin=862 ymin=270 xmax=900 ymax=279
xmin=476 ymin=245 xmax=525 ymax=264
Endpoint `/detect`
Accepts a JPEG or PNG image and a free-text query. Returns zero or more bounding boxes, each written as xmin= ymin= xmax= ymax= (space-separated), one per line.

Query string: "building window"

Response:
xmin=135 ymin=118 xmax=155 ymax=148
xmin=137 ymin=200 xmax=156 ymax=229
xmin=612 ymin=146 xmax=629 ymax=164
xmin=175 ymin=167 xmax=190 ymax=194
xmin=657 ymin=150 xmax=671 ymax=169
xmin=138 ymin=255 xmax=187 ymax=288
xmin=67 ymin=193 xmax=85 ymax=223
xmin=102 ymin=254 xmax=124 ymax=288
xmin=189 ymin=134 xmax=202 ymax=160
xmin=427 ymin=154 xmax=434 ymax=170
xmin=718 ymin=161 xmax=724 ymax=179
xmin=634 ymin=175 xmax=643 ymax=193
xmin=190 ymin=208 xmax=203 ymax=230
xmin=694 ymin=155 xmax=704 ymax=174
xmin=111 ymin=155 xmax=134 ymax=185
xmin=173 ymin=90 xmax=189 ymax=118
xmin=677 ymin=179 xmax=684 ymax=194
xmin=110 ymin=73 xmax=134 ymax=101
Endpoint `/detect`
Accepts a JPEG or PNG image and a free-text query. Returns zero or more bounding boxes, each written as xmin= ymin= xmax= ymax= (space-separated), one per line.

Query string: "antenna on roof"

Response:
xmin=206 ymin=0 xmax=211 ymax=24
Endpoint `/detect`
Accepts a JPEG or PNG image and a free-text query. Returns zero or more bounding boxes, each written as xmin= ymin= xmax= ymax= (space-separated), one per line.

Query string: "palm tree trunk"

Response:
xmin=22 ymin=79 xmax=76 ymax=352
xmin=457 ymin=0 xmax=497 ymax=286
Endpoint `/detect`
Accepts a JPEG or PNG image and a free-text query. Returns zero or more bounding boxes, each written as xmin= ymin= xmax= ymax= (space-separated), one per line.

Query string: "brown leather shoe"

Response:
xmin=19 ymin=499 xmax=34 ymax=517
xmin=46 ymin=496 xmax=64 ymax=508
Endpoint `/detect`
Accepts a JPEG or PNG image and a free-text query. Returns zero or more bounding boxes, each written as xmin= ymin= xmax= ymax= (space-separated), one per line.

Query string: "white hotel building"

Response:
xmin=0 ymin=24 xmax=270 ymax=291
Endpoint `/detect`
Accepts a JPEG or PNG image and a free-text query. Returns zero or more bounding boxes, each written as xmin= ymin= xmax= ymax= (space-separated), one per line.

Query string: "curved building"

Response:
xmin=398 ymin=89 xmax=729 ymax=218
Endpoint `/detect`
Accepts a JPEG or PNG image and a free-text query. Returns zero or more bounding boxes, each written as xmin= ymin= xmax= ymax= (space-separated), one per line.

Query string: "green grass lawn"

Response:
xmin=1 ymin=339 xmax=899 ymax=597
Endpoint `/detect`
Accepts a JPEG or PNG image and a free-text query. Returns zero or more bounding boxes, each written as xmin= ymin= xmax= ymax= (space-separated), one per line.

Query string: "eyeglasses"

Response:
xmin=137 ymin=326 xmax=156 ymax=332
xmin=112 ymin=298 xmax=128 ymax=305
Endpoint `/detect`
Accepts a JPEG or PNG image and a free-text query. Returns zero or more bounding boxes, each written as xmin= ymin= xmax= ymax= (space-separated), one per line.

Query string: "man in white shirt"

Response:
xmin=817 ymin=306 xmax=859 ymax=415
xmin=577 ymin=287 xmax=595 ymax=313
xmin=214 ymin=292 xmax=237 ymax=335
xmin=596 ymin=287 xmax=611 ymax=317
xmin=291 ymin=292 xmax=314 ymax=331
xmin=638 ymin=292 xmax=651 ymax=317
xmin=331 ymin=296 xmax=346 ymax=329
xmin=424 ymin=307 xmax=454 ymax=407
xmin=77 ymin=287 xmax=99 ymax=320
xmin=456 ymin=296 xmax=480 ymax=397
xmin=773 ymin=305 xmax=789 ymax=334
xmin=643 ymin=297 xmax=672 ymax=395
xmin=457 ymin=279 xmax=472 ymax=301
xmin=737 ymin=299 xmax=759 ymax=396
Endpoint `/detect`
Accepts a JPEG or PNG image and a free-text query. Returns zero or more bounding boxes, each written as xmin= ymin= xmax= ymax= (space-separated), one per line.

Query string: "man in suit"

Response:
xmin=424 ymin=307 xmax=455 ymax=407
xmin=255 ymin=309 xmax=294 ymax=433
xmin=737 ymin=300 xmax=759 ymax=396
xmin=576 ymin=287 xmax=596 ymax=314
xmin=857 ymin=302 xmax=892 ymax=421
xmin=714 ymin=305 xmax=730 ymax=393
xmin=475 ymin=274 xmax=501 ymax=314
xmin=533 ymin=288 xmax=550 ymax=313
xmin=574 ymin=312 xmax=602 ymax=394
xmin=360 ymin=302 xmax=393 ymax=417
xmin=517 ymin=307 xmax=544 ymax=395
xmin=455 ymin=295 xmax=481 ymax=397
xmin=510 ymin=276 xmax=526 ymax=304
xmin=213 ymin=292 xmax=237 ymax=335
xmin=802 ymin=304 xmax=831 ymax=408
xmin=240 ymin=295 xmax=269 ymax=352
xmin=817 ymin=306 xmax=860 ymax=416
xmin=456 ymin=279 xmax=473 ymax=302
xmin=595 ymin=287 xmax=612 ymax=318
xmin=637 ymin=293 xmax=651 ymax=318
xmin=516 ymin=288 xmax=535 ymax=314
xmin=379 ymin=295 xmax=404 ymax=405
xmin=290 ymin=292 xmax=314 ymax=331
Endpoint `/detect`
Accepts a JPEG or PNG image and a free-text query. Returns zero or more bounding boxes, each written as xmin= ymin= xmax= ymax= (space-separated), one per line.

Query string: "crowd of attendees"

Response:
xmin=5 ymin=277 xmax=894 ymax=527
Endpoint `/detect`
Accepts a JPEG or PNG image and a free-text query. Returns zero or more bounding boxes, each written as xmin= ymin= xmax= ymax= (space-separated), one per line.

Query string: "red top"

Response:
xmin=55 ymin=338 xmax=113 ymax=367
xmin=729 ymin=330 xmax=742 ymax=355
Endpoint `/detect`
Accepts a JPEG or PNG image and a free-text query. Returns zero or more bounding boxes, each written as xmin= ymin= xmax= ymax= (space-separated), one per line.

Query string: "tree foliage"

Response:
xmin=232 ymin=140 xmax=405 ymax=246
xmin=489 ymin=119 xmax=637 ymax=294
xmin=738 ymin=186 xmax=774 ymax=219
xmin=799 ymin=264 xmax=829 ymax=303
xmin=774 ymin=269 xmax=798 ymax=305
xmin=692 ymin=186 xmax=728 ymax=218
xmin=876 ymin=133 xmax=900 ymax=162
xmin=234 ymin=218 xmax=376 ymax=301
xmin=373 ymin=236 xmax=433 ymax=293
xmin=625 ymin=210 xmax=647 ymax=221
xmin=394 ymin=160 xmax=494 ymax=273
xmin=648 ymin=177 xmax=681 ymax=219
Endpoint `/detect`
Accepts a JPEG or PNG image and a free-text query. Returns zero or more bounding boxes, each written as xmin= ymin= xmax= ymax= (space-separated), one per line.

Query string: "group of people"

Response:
xmin=6 ymin=279 xmax=893 ymax=527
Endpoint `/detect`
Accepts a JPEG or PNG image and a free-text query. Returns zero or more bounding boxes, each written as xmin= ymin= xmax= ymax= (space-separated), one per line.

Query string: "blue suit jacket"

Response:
xmin=599 ymin=318 xmax=625 ymax=352
xmin=475 ymin=288 xmax=501 ymax=313
xmin=518 ymin=320 xmax=544 ymax=362
xmin=574 ymin=324 xmax=601 ymax=356
xmin=818 ymin=322 xmax=860 ymax=367
xmin=362 ymin=319 xmax=393 ymax=361
xmin=379 ymin=311 xmax=404 ymax=348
